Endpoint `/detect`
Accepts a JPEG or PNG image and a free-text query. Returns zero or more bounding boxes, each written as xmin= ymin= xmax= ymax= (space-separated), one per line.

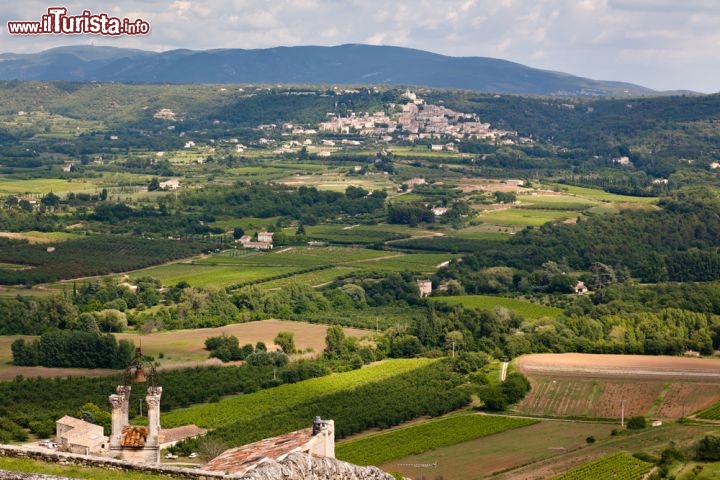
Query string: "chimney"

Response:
xmin=310 ymin=417 xmax=335 ymax=459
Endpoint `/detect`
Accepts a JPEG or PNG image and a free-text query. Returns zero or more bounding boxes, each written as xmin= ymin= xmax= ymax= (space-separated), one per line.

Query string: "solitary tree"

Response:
xmin=274 ymin=331 xmax=296 ymax=354
xmin=324 ymin=325 xmax=347 ymax=359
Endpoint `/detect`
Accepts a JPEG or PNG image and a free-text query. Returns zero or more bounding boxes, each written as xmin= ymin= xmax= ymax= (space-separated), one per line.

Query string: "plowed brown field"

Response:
xmin=516 ymin=353 xmax=720 ymax=419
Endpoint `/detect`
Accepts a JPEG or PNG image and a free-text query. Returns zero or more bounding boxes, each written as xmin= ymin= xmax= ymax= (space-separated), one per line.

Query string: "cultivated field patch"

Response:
xmin=129 ymin=263 xmax=301 ymax=288
xmin=516 ymin=353 xmax=720 ymax=419
xmin=337 ymin=414 xmax=537 ymax=466
xmin=478 ymin=207 xmax=576 ymax=226
xmin=0 ymin=320 xmax=370 ymax=379
xmin=161 ymin=358 xmax=433 ymax=429
xmin=383 ymin=420 xmax=614 ymax=480
xmin=551 ymin=452 xmax=653 ymax=480
xmin=0 ymin=178 xmax=98 ymax=195
xmin=433 ymin=295 xmax=563 ymax=319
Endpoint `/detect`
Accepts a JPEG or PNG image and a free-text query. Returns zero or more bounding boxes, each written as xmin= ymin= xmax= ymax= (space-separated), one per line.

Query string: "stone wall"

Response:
xmin=0 ymin=445 xmax=223 ymax=480
xmin=0 ymin=471 xmax=75 ymax=480
xmin=0 ymin=445 xmax=398 ymax=480
xmin=235 ymin=451 xmax=396 ymax=480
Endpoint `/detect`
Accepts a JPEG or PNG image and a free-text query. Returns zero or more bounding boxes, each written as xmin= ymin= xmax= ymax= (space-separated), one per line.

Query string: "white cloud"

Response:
xmin=0 ymin=0 xmax=718 ymax=91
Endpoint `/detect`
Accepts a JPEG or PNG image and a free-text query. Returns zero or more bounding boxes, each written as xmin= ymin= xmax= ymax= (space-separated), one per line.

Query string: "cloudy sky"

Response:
xmin=2 ymin=0 xmax=719 ymax=93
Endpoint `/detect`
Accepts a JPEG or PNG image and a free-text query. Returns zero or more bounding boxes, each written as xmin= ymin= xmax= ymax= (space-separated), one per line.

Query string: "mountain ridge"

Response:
xmin=0 ymin=44 xmax=689 ymax=96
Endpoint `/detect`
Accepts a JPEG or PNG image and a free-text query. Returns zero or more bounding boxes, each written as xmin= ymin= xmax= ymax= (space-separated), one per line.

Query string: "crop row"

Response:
xmin=197 ymin=359 xmax=470 ymax=447
xmin=336 ymin=414 xmax=538 ymax=466
xmin=696 ymin=401 xmax=720 ymax=420
xmin=226 ymin=264 xmax=334 ymax=290
xmin=306 ymin=225 xmax=408 ymax=244
xmin=0 ymin=235 xmax=211 ymax=285
xmin=162 ymin=358 xmax=433 ymax=429
xmin=552 ymin=452 xmax=653 ymax=480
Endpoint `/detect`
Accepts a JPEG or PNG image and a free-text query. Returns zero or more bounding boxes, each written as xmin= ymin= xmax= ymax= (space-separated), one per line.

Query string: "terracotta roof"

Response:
xmin=121 ymin=425 xmax=148 ymax=448
xmin=203 ymin=428 xmax=313 ymax=476
xmin=159 ymin=424 xmax=207 ymax=445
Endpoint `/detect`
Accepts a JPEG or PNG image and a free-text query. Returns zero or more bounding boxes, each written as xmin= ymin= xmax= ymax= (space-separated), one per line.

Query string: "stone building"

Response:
xmin=55 ymin=416 xmax=107 ymax=455
xmin=200 ymin=416 xmax=393 ymax=479
xmin=417 ymin=279 xmax=433 ymax=297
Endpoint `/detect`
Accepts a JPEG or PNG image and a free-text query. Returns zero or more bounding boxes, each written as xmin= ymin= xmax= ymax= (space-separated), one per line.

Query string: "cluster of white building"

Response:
xmin=319 ymin=91 xmax=514 ymax=143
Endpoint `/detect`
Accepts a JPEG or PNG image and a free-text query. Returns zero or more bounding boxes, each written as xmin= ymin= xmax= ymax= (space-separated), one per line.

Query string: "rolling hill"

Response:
xmin=0 ymin=43 xmax=658 ymax=96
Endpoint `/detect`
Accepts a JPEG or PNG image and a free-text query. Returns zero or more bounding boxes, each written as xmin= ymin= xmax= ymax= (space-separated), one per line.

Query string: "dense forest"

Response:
xmin=434 ymin=188 xmax=720 ymax=284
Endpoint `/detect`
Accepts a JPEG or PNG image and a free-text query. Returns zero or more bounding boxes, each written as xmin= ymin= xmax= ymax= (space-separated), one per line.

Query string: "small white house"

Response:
xmin=257 ymin=232 xmax=274 ymax=243
xmin=159 ymin=180 xmax=180 ymax=190
xmin=432 ymin=207 xmax=448 ymax=216
xmin=417 ymin=280 xmax=433 ymax=297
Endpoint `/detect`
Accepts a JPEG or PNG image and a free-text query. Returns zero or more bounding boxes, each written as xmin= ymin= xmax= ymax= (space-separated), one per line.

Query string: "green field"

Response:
xmin=161 ymin=358 xmax=433 ymax=429
xmin=449 ymin=225 xmax=515 ymax=239
xmin=552 ymin=452 xmax=653 ymax=480
xmin=384 ymin=420 xmax=614 ymax=480
xmin=518 ymin=194 xmax=598 ymax=210
xmin=279 ymin=173 xmax=396 ymax=193
xmin=695 ymin=402 xmax=720 ymax=420
xmin=0 ymin=178 xmax=98 ymax=195
xmin=191 ymin=247 xmax=454 ymax=282
xmin=258 ymin=266 xmax=358 ymax=289
xmin=336 ymin=414 xmax=538 ymax=466
xmin=479 ymin=208 xmax=576 ymax=226
xmin=0 ymin=231 xmax=82 ymax=244
xmin=676 ymin=461 xmax=720 ymax=480
xmin=351 ymin=253 xmax=459 ymax=273
xmin=196 ymin=246 xmax=391 ymax=267
xmin=129 ymin=263 xmax=301 ymax=288
xmin=390 ymin=192 xmax=425 ymax=202
xmin=305 ymin=224 xmax=409 ymax=243
xmin=433 ymin=295 xmax=563 ymax=319
xmin=546 ymin=184 xmax=659 ymax=204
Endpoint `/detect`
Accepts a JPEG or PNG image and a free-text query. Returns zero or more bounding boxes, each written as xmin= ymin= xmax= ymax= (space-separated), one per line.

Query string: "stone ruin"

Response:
xmin=108 ymin=384 xmax=162 ymax=463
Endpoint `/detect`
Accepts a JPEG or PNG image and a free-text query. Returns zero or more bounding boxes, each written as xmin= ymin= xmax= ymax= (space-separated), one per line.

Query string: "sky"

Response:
xmin=2 ymin=0 xmax=719 ymax=93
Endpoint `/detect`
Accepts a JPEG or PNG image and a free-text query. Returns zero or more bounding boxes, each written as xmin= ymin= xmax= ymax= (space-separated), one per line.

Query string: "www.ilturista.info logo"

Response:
xmin=7 ymin=7 xmax=150 ymax=35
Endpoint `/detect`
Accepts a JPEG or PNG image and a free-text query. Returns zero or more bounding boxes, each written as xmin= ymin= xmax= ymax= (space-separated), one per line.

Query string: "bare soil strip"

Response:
xmin=517 ymin=353 xmax=720 ymax=380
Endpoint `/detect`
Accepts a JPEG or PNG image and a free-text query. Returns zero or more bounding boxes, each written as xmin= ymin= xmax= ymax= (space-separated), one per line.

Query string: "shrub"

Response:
xmin=501 ymin=372 xmax=531 ymax=404
xmin=696 ymin=435 xmax=720 ymax=461
xmin=627 ymin=416 xmax=647 ymax=430
xmin=29 ymin=419 xmax=56 ymax=438
xmin=479 ymin=385 xmax=508 ymax=411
